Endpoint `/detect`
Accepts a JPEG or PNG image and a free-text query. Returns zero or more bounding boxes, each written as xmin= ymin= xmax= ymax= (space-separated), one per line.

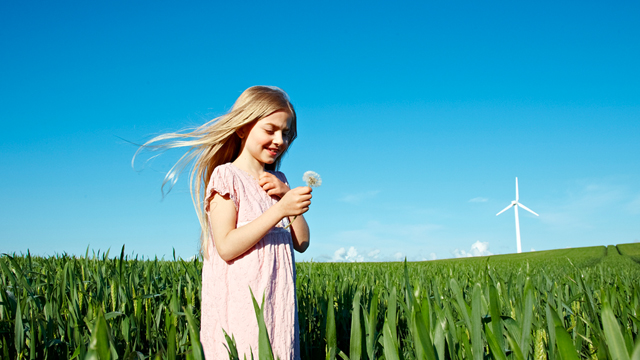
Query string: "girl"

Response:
xmin=139 ymin=86 xmax=311 ymax=359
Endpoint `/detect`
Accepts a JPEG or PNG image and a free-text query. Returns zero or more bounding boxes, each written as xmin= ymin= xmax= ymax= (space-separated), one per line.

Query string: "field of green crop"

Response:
xmin=1 ymin=243 xmax=639 ymax=359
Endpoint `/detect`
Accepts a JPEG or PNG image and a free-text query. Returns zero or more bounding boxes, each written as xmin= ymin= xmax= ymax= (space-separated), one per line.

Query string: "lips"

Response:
xmin=265 ymin=147 xmax=279 ymax=157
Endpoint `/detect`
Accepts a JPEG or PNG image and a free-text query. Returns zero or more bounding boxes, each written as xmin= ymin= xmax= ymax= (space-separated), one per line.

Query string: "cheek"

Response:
xmin=250 ymin=133 xmax=270 ymax=146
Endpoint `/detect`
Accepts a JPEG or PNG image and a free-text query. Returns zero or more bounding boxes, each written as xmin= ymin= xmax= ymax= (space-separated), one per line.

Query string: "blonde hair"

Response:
xmin=134 ymin=86 xmax=297 ymax=258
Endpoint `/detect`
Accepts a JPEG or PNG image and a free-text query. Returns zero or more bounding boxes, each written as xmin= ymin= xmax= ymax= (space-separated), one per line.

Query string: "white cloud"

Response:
xmin=332 ymin=247 xmax=346 ymax=261
xmin=530 ymin=248 xmax=536 ymax=252
xmin=317 ymin=245 xmax=445 ymax=262
xmin=452 ymin=249 xmax=468 ymax=257
xmin=367 ymin=249 xmax=381 ymax=259
xmin=339 ymin=190 xmax=381 ymax=204
xmin=321 ymin=220 xmax=443 ymax=262
xmin=331 ymin=247 xmax=373 ymax=262
xmin=345 ymin=247 xmax=364 ymax=262
xmin=453 ymin=241 xmax=493 ymax=258
xmin=469 ymin=197 xmax=489 ymax=203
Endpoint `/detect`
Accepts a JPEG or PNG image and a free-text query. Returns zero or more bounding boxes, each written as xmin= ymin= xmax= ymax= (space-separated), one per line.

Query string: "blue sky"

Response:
xmin=1 ymin=1 xmax=639 ymax=261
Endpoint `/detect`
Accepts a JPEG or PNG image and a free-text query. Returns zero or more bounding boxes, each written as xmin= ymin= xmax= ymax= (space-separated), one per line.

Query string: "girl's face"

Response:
xmin=241 ymin=110 xmax=292 ymax=166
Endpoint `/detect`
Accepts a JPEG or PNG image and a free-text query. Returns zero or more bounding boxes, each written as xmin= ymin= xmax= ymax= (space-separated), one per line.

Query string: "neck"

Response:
xmin=232 ymin=152 xmax=265 ymax=179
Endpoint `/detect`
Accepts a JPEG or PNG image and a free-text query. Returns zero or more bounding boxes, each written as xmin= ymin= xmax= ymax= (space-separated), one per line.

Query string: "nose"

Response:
xmin=273 ymin=131 xmax=284 ymax=145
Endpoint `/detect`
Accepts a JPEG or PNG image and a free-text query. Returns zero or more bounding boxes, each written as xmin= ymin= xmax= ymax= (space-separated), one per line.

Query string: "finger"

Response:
xmin=295 ymin=187 xmax=313 ymax=195
xmin=300 ymin=201 xmax=311 ymax=208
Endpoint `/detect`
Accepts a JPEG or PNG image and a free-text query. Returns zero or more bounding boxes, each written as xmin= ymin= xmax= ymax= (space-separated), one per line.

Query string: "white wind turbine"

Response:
xmin=496 ymin=177 xmax=539 ymax=253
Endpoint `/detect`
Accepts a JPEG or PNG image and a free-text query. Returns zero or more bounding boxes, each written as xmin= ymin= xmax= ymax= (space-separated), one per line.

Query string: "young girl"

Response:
xmin=139 ymin=86 xmax=311 ymax=359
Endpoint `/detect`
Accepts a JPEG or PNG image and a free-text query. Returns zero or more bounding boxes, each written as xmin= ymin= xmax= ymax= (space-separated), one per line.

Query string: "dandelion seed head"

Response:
xmin=303 ymin=171 xmax=322 ymax=187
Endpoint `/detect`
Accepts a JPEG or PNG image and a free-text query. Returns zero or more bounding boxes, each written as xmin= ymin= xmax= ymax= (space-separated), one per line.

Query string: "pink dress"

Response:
xmin=200 ymin=163 xmax=300 ymax=360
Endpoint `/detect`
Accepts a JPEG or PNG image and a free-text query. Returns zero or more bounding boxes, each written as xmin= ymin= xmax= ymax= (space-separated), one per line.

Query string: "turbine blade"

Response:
xmin=518 ymin=202 xmax=539 ymax=216
xmin=515 ymin=177 xmax=519 ymax=201
xmin=496 ymin=203 xmax=514 ymax=216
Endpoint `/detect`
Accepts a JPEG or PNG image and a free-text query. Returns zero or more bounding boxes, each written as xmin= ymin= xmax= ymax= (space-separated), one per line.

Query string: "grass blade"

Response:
xmin=86 ymin=308 xmax=111 ymax=360
xmin=485 ymin=323 xmax=507 ymax=360
xmin=489 ymin=283 xmax=504 ymax=353
xmin=249 ymin=288 xmax=274 ymax=360
xmin=554 ymin=325 xmax=579 ymax=360
xmin=326 ymin=285 xmax=337 ymax=360
xmin=388 ymin=287 xmax=397 ymax=344
xmin=471 ymin=283 xmax=483 ymax=360
xmin=184 ymin=305 xmax=205 ymax=360
xmin=382 ymin=318 xmax=400 ymax=360
xmin=602 ymin=299 xmax=631 ymax=360
xmin=366 ymin=289 xmax=379 ymax=360
xmin=14 ymin=298 xmax=23 ymax=356
xmin=546 ymin=303 xmax=558 ymax=360
xmin=506 ymin=329 xmax=525 ymax=360
xmin=520 ymin=277 xmax=534 ymax=357
xmin=451 ymin=278 xmax=472 ymax=331
xmin=350 ymin=289 xmax=363 ymax=360
xmin=411 ymin=305 xmax=437 ymax=360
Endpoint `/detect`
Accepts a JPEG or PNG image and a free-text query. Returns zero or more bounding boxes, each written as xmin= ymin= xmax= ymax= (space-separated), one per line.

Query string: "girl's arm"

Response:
xmin=209 ymin=186 xmax=311 ymax=262
xmin=289 ymin=214 xmax=310 ymax=253
xmin=259 ymin=172 xmax=310 ymax=253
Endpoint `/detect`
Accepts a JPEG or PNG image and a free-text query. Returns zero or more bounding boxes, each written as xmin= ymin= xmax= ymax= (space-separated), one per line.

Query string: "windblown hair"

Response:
xmin=134 ymin=86 xmax=297 ymax=258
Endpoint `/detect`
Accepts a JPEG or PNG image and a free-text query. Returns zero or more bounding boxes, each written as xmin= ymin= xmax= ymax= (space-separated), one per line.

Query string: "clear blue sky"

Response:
xmin=2 ymin=1 xmax=639 ymax=261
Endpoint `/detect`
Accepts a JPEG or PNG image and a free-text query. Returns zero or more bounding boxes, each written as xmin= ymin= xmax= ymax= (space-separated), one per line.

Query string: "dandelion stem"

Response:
xmin=283 ymin=216 xmax=297 ymax=230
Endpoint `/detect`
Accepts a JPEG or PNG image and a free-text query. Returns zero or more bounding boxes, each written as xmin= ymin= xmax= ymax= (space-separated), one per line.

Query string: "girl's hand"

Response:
xmin=277 ymin=186 xmax=312 ymax=217
xmin=259 ymin=172 xmax=290 ymax=198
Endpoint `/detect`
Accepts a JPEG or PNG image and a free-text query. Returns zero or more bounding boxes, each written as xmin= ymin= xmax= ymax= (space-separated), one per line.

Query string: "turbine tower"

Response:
xmin=496 ymin=177 xmax=539 ymax=253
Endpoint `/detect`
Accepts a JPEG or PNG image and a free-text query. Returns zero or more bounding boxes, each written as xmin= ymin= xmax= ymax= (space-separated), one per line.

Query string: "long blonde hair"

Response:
xmin=134 ymin=86 xmax=297 ymax=258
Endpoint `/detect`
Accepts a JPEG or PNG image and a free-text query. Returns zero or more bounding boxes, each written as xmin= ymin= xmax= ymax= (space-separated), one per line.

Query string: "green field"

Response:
xmin=1 ymin=243 xmax=639 ymax=359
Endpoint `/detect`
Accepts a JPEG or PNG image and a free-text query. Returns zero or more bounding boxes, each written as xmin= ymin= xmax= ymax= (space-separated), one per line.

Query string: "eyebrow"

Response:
xmin=263 ymin=122 xmax=289 ymax=131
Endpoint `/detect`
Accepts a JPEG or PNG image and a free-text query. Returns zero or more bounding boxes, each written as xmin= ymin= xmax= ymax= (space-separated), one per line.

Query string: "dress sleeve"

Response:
xmin=205 ymin=165 xmax=239 ymax=212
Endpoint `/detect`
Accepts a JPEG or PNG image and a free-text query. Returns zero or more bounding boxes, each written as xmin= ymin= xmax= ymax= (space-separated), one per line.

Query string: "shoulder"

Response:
xmin=210 ymin=163 xmax=244 ymax=185
xmin=210 ymin=164 xmax=245 ymax=192
xmin=206 ymin=163 xmax=239 ymax=211
xmin=212 ymin=163 xmax=235 ymax=177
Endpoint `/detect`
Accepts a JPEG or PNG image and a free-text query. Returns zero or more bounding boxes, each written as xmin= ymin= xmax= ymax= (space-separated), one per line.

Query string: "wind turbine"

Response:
xmin=496 ymin=177 xmax=539 ymax=253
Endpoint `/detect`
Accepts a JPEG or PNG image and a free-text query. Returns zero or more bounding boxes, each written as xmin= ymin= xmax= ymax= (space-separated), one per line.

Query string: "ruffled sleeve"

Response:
xmin=205 ymin=164 xmax=239 ymax=212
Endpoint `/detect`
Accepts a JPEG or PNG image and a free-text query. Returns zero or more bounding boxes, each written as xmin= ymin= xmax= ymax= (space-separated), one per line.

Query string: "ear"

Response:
xmin=237 ymin=122 xmax=255 ymax=139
